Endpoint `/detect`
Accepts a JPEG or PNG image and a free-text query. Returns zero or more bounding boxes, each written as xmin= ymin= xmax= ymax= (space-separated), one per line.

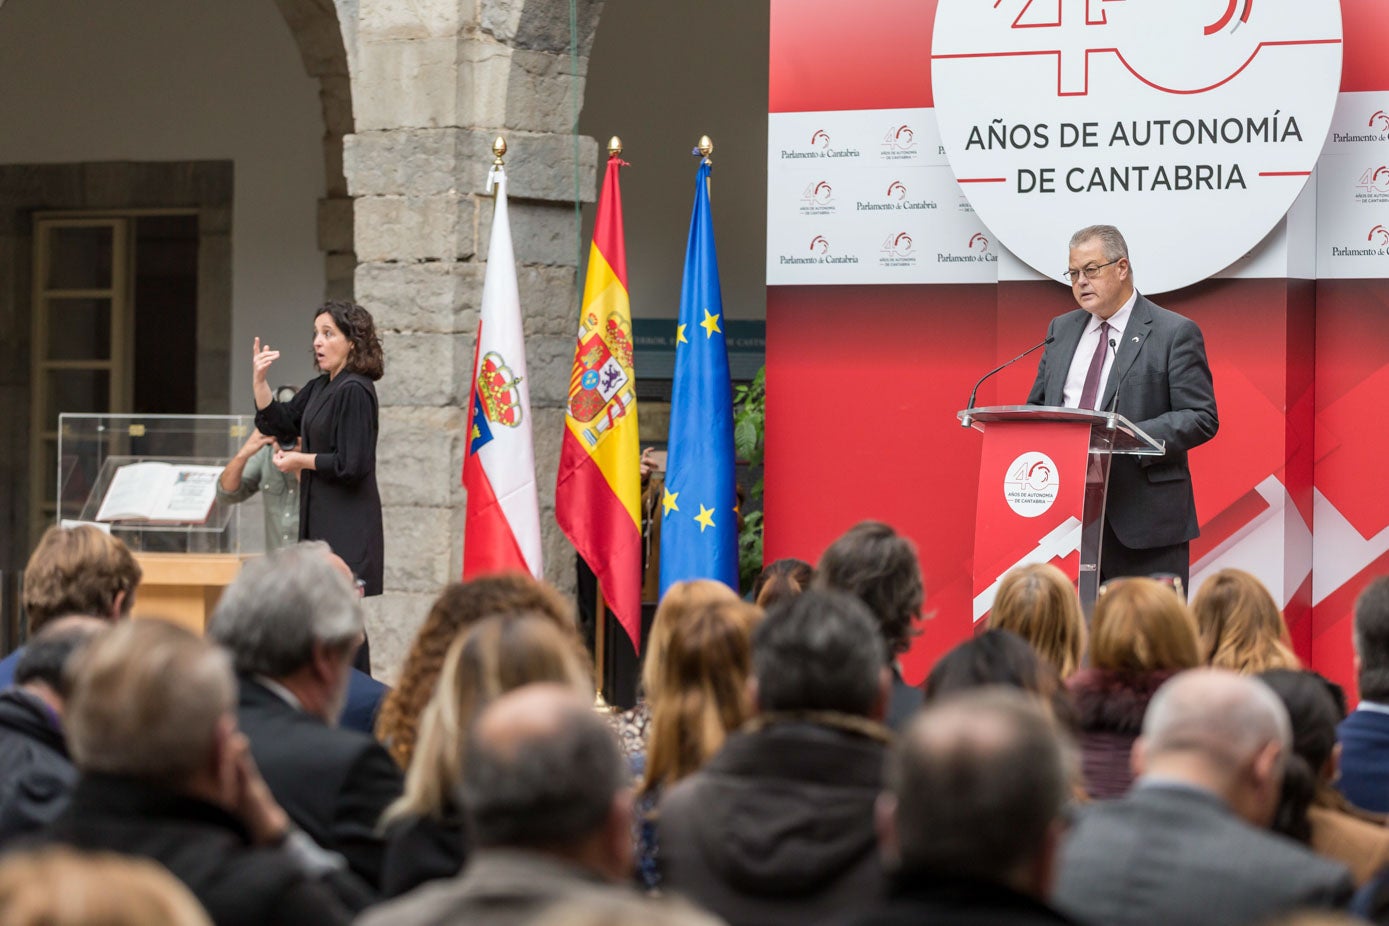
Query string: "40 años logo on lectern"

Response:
xmin=1005 ymin=451 xmax=1060 ymax=518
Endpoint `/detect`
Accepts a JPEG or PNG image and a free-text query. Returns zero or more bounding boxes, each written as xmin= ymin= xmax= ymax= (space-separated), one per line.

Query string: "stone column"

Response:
xmin=346 ymin=0 xmax=599 ymax=679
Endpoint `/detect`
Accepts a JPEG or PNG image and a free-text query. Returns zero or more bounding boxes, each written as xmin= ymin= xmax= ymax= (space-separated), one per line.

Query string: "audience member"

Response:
xmin=924 ymin=629 xmax=1079 ymax=740
xmin=1259 ymin=668 xmax=1389 ymax=886
xmin=851 ymin=688 xmax=1077 ymax=926
xmin=0 ymin=847 xmax=213 ymax=926
xmin=357 ymin=684 xmax=635 ymax=926
xmin=0 ymin=525 xmax=141 ymax=687
xmin=752 ymin=557 xmax=814 ymax=610
xmin=613 ymin=579 xmax=740 ymax=770
xmin=30 ymin=619 xmax=353 ymax=925
xmin=987 ymin=563 xmax=1087 ymax=679
xmin=660 ymin=590 xmax=891 ymax=925
xmin=1338 ymin=576 xmax=1389 ymax=813
xmin=1067 ymin=577 xmax=1202 ymax=797
xmin=638 ymin=596 xmax=761 ymax=889
xmin=318 ymin=548 xmax=391 ymax=735
xmin=815 ymin=521 xmax=925 ymax=730
xmin=374 ymin=574 xmax=576 ymax=768
xmin=1053 ymin=669 xmax=1353 ymax=925
xmin=0 ymin=616 xmax=106 ymax=843
xmin=379 ymin=614 xmax=593 ymax=897
xmin=207 ymin=542 xmax=402 ymax=890
xmin=1193 ymin=568 xmax=1300 ymax=674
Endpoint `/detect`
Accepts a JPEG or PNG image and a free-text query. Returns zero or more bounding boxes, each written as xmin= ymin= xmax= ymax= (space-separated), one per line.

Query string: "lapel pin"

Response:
xmin=1132 ymin=336 xmax=1141 ymax=343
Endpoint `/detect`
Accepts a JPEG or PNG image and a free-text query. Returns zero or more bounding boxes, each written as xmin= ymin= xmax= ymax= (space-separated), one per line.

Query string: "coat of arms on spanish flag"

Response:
xmin=556 ymin=148 xmax=644 ymax=650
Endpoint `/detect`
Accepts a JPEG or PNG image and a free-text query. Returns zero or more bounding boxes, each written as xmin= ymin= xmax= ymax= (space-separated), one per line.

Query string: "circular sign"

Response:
xmin=1004 ymin=451 xmax=1060 ymax=518
xmin=931 ymin=0 xmax=1343 ymax=293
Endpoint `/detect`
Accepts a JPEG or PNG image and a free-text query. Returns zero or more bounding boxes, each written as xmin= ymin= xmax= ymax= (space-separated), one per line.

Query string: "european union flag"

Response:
xmin=660 ymin=159 xmax=739 ymax=596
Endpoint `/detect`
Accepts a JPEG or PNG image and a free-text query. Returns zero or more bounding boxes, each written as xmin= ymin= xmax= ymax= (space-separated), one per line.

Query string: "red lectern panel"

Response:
xmin=972 ymin=421 xmax=1092 ymax=624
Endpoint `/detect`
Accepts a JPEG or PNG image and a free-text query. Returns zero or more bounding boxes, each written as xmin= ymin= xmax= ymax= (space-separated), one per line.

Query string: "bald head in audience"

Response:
xmin=1135 ymin=668 xmax=1291 ymax=827
xmin=463 ymin=684 xmax=634 ymax=882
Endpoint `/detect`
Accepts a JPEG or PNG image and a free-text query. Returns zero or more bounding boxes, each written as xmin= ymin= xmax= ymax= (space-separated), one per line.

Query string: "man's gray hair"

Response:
xmin=1070 ymin=224 xmax=1130 ymax=263
xmin=208 ymin=541 xmax=362 ymax=677
xmin=890 ymin=687 xmax=1072 ymax=880
xmin=1142 ymin=669 xmax=1292 ymax=773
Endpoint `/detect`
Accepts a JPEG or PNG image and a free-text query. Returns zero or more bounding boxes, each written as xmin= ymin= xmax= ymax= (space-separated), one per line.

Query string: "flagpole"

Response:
xmin=697 ymin=134 xmax=713 ymax=197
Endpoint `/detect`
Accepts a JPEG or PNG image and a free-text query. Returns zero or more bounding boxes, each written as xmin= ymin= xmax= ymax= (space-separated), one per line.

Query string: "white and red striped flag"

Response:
xmin=461 ymin=161 xmax=543 ymax=579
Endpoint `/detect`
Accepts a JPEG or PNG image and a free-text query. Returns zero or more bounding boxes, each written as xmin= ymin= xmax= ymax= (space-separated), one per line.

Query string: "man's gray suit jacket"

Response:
xmin=1053 ymin=783 xmax=1353 ymax=926
xmin=1027 ymin=295 xmax=1218 ymax=550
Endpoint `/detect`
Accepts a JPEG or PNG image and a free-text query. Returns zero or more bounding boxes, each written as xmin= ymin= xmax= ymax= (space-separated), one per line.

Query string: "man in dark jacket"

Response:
xmin=0 ymin=616 xmax=106 ymax=844
xmin=207 ymin=541 xmax=403 ymax=891
xmin=851 ymin=688 xmax=1079 ymax=926
xmin=659 ymin=589 xmax=892 ymax=926
xmin=29 ymin=618 xmax=352 ymax=926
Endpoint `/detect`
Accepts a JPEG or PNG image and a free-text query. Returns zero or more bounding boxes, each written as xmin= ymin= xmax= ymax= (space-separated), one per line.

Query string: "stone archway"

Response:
xmin=276 ymin=0 xmax=357 ymax=299
xmin=345 ymin=0 xmax=604 ymax=675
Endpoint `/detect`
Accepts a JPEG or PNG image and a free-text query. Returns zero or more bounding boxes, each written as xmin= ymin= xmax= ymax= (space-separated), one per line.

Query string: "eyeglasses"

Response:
xmin=1062 ymin=259 xmax=1120 ymax=284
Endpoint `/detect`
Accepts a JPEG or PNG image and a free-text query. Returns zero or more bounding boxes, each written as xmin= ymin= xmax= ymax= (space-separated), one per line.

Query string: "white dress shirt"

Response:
xmin=1062 ymin=289 xmax=1138 ymax=408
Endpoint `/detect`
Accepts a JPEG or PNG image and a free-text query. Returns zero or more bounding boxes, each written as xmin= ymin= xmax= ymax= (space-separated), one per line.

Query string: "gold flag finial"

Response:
xmin=608 ymin=136 xmax=623 ymax=158
xmin=492 ymin=136 xmax=507 ymax=167
xmin=697 ymin=135 xmax=713 ymax=164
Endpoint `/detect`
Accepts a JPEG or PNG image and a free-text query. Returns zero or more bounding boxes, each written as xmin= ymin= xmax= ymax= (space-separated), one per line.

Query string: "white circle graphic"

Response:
xmin=932 ymin=0 xmax=1343 ymax=293
xmin=1005 ymin=451 xmax=1061 ymax=518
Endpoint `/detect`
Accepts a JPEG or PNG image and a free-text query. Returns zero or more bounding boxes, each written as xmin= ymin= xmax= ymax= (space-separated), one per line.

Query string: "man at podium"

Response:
xmin=1026 ymin=225 xmax=1218 ymax=589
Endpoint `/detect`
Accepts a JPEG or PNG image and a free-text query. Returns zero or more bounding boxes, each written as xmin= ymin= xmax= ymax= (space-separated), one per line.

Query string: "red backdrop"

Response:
xmin=765 ymin=0 xmax=1389 ymax=693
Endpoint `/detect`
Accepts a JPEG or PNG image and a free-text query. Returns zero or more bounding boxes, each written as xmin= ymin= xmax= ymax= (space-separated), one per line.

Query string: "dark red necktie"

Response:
xmin=1078 ymin=321 xmax=1111 ymax=409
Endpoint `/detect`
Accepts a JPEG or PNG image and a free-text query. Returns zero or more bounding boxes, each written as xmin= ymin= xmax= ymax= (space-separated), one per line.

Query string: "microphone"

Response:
xmin=1105 ymin=337 xmax=1131 ymax=429
xmin=961 ymin=335 xmax=1055 ymax=428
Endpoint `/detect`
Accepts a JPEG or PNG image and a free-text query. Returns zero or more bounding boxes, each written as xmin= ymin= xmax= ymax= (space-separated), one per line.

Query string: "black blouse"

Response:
xmin=256 ymin=372 xmax=384 ymax=595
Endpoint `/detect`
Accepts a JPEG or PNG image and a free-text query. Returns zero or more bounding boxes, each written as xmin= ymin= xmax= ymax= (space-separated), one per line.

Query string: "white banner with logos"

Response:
xmin=1316 ymin=91 xmax=1389 ymax=279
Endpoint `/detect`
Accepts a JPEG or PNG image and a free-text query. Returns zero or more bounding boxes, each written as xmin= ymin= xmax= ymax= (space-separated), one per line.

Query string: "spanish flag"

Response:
xmin=556 ymin=150 xmax=643 ymax=649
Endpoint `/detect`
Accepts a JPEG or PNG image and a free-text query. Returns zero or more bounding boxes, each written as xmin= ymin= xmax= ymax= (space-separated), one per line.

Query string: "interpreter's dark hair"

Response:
xmin=462 ymin=700 xmax=627 ymax=849
xmin=1354 ymin=577 xmax=1389 ymax=702
xmin=753 ymin=590 xmax=884 ymax=717
xmin=891 ymin=688 xmax=1070 ymax=879
xmin=815 ymin=521 xmax=923 ymax=658
xmin=752 ymin=559 xmax=814 ymax=610
xmin=315 ymin=301 xmax=384 ymax=381
xmin=1259 ymin=669 xmax=1344 ymax=845
xmin=15 ymin=621 xmax=106 ymax=698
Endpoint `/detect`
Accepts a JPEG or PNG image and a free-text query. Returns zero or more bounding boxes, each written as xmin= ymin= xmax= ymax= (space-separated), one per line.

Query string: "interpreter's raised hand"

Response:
xmin=252 ymin=337 xmax=281 ymax=386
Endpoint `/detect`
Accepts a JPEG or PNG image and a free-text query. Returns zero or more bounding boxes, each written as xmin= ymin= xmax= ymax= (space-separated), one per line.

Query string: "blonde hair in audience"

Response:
xmin=1191 ymin=568 xmax=1301 ymax=674
xmin=640 ymin=580 xmax=741 ymax=705
xmin=1089 ymin=577 xmax=1202 ymax=673
xmin=0 ymin=847 xmax=212 ymax=926
xmin=383 ymin=613 xmax=593 ymax=825
xmin=642 ymin=597 xmax=761 ymax=796
xmin=375 ymin=574 xmax=577 ymax=768
xmin=65 ymin=619 xmax=234 ymax=788
xmin=987 ymin=563 xmax=1087 ymax=679
xmin=22 ymin=525 xmax=142 ymax=630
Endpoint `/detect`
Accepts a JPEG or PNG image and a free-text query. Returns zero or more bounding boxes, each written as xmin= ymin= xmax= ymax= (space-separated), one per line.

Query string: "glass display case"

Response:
xmin=56 ymin=414 xmax=260 ymax=555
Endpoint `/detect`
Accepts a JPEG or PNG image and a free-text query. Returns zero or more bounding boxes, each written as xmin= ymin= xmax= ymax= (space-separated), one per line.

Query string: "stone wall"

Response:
xmin=344 ymin=0 xmax=603 ymax=679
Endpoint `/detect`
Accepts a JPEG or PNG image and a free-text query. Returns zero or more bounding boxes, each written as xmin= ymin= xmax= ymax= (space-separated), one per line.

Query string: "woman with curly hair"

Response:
xmin=374 ymin=574 xmax=577 ymax=769
xmin=1193 ymin=568 xmax=1300 ymax=674
xmin=378 ymin=613 xmax=593 ymax=896
xmin=1068 ymin=577 xmax=1202 ymax=798
xmin=253 ymin=302 xmax=386 ymax=601
xmin=986 ymin=563 xmax=1087 ymax=680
